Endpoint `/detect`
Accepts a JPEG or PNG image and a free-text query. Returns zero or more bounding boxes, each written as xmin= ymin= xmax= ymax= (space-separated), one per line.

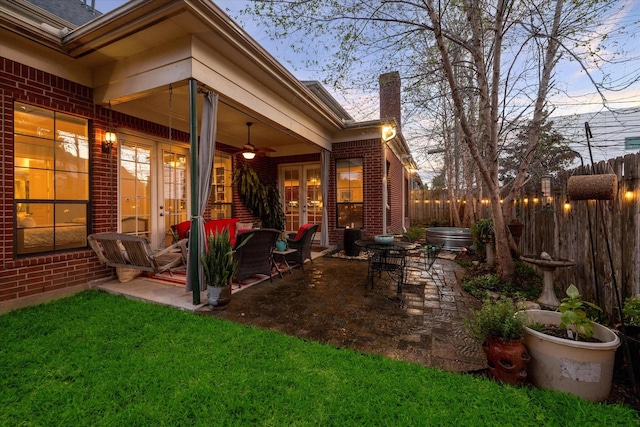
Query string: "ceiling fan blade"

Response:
xmin=256 ymin=147 xmax=276 ymax=153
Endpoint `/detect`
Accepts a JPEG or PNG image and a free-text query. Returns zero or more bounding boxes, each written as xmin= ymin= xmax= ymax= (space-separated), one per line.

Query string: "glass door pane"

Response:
xmin=282 ymin=167 xmax=300 ymax=233
xmin=120 ymin=141 xmax=152 ymax=239
xmin=161 ymin=148 xmax=188 ymax=245
xmin=304 ymin=166 xmax=322 ymax=238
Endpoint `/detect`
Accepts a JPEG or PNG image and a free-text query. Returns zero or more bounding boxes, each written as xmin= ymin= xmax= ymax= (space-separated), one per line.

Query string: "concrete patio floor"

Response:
xmin=95 ymin=249 xmax=485 ymax=374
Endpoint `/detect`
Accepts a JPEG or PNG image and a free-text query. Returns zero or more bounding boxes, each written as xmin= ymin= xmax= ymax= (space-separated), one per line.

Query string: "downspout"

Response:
xmin=382 ymin=140 xmax=388 ymax=234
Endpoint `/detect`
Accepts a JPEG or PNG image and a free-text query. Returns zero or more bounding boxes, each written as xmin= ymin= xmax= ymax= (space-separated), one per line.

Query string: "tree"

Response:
xmin=240 ymin=0 xmax=637 ymax=280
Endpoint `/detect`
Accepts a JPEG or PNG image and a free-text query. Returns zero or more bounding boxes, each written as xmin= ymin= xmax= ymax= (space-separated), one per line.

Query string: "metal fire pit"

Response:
xmin=425 ymin=227 xmax=472 ymax=251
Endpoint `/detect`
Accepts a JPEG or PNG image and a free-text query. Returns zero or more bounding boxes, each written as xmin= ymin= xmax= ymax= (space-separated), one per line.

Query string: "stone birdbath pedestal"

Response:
xmin=519 ymin=254 xmax=576 ymax=308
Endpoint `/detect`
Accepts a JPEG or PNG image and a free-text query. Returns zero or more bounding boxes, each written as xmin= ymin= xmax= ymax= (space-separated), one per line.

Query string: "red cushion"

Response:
xmin=174 ymin=221 xmax=191 ymax=239
xmin=293 ymin=223 xmax=313 ymax=241
xmin=204 ymin=218 xmax=239 ymax=245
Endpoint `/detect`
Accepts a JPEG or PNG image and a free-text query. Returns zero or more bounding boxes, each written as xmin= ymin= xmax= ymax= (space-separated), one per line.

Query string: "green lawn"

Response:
xmin=1 ymin=291 xmax=637 ymax=426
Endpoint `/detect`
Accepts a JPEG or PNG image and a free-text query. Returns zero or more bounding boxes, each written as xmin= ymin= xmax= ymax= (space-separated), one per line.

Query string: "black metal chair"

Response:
xmin=285 ymin=224 xmax=319 ymax=270
xmin=365 ymin=243 xmax=407 ymax=293
xmin=233 ymin=228 xmax=279 ymax=285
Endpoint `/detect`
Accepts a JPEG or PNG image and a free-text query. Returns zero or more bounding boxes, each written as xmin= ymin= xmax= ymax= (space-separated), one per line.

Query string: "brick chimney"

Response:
xmin=379 ymin=71 xmax=401 ymax=128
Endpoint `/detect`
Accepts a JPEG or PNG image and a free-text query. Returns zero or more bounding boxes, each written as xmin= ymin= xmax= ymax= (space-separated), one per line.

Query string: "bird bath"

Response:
xmin=519 ymin=255 xmax=576 ymax=308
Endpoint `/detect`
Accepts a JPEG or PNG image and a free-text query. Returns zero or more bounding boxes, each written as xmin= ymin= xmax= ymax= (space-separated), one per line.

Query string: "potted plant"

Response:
xmin=275 ymin=231 xmax=288 ymax=251
xmin=470 ymin=218 xmax=494 ymax=263
xmin=465 ymin=296 xmax=530 ymax=385
xmin=619 ymin=296 xmax=640 ymax=380
xmin=522 ymin=285 xmax=621 ymax=401
xmin=200 ymin=227 xmax=250 ymax=308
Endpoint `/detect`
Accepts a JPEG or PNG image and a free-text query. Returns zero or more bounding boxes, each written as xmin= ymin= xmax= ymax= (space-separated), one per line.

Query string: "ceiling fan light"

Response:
xmin=242 ymin=121 xmax=257 ymax=160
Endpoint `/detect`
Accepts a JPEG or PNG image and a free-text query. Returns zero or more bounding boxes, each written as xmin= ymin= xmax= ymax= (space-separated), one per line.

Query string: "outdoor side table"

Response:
xmin=272 ymin=248 xmax=297 ymax=277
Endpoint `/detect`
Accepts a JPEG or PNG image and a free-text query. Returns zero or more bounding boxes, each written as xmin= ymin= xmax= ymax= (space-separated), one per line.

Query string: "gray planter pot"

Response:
xmin=207 ymin=284 xmax=232 ymax=308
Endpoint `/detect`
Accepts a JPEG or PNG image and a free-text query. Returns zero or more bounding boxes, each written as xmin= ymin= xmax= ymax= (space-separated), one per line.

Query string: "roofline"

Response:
xmin=62 ymin=0 xmax=346 ymax=130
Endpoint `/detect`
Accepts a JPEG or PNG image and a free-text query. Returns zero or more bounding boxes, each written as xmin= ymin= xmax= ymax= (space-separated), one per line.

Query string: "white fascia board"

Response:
xmin=0 ymin=28 xmax=93 ymax=87
xmin=191 ymin=39 xmax=334 ymax=150
xmin=93 ymin=36 xmax=193 ymax=104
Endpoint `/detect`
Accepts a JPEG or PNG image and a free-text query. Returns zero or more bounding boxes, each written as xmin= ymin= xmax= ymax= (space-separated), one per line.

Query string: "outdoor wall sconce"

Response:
xmin=102 ymin=131 xmax=117 ymax=154
xmin=625 ymin=190 xmax=634 ymax=201
xmin=381 ymin=125 xmax=397 ymax=142
xmin=564 ymin=199 xmax=571 ymax=211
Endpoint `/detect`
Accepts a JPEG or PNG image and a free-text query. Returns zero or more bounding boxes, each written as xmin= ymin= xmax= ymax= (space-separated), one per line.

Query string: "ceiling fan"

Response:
xmin=242 ymin=122 xmax=276 ymax=159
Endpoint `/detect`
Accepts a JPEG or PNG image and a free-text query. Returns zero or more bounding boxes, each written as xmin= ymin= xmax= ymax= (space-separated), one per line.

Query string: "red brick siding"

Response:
xmin=386 ymin=146 xmax=406 ymax=234
xmin=329 ymin=139 xmax=384 ymax=246
xmin=0 ymin=57 xmax=113 ymax=304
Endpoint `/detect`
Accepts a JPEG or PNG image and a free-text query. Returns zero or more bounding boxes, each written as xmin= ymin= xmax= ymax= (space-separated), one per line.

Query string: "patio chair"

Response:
xmin=233 ymin=228 xmax=280 ymax=285
xmin=285 ymin=224 xmax=319 ymax=270
xmin=87 ymin=232 xmax=187 ymax=277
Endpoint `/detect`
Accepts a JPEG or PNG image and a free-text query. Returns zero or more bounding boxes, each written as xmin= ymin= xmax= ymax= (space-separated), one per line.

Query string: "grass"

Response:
xmin=1 ymin=291 xmax=638 ymax=426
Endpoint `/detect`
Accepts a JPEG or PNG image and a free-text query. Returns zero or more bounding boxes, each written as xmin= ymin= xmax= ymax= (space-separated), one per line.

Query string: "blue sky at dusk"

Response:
xmin=92 ymin=0 xmax=640 ymax=177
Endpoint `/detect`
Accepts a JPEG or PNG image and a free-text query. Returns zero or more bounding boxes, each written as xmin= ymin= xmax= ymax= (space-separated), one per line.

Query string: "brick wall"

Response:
xmin=330 ymin=139 xmax=384 ymax=246
xmin=0 ymin=57 xmax=113 ymax=307
xmin=386 ymin=146 xmax=407 ymax=233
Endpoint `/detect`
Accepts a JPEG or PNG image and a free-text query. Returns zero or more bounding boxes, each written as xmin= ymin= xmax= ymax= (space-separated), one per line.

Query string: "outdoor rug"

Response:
xmin=145 ymin=268 xmax=278 ymax=294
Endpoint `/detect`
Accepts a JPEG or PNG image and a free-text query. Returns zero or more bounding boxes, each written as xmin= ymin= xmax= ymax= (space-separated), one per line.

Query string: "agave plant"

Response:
xmin=200 ymin=228 xmax=239 ymax=288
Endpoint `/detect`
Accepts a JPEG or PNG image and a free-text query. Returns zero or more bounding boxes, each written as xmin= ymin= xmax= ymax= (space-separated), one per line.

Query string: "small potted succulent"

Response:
xmin=275 ymin=231 xmax=288 ymax=251
xmin=465 ymin=296 xmax=530 ymax=385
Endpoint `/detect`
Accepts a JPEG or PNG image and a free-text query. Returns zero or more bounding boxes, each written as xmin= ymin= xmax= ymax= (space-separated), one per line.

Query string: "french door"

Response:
xmin=119 ymin=133 xmax=189 ymax=250
xmin=280 ymin=163 xmax=322 ymax=238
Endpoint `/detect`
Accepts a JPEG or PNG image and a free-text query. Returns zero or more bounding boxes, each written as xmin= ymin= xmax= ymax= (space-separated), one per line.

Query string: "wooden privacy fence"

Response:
xmin=410 ymin=153 xmax=640 ymax=320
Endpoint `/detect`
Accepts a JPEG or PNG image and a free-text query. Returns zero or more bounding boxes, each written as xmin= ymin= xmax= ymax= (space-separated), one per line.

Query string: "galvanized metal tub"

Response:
xmin=425 ymin=227 xmax=472 ymax=251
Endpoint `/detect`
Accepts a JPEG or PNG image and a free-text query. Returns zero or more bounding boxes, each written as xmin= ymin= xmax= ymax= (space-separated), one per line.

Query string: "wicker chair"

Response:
xmin=285 ymin=224 xmax=318 ymax=270
xmin=233 ymin=228 xmax=280 ymax=285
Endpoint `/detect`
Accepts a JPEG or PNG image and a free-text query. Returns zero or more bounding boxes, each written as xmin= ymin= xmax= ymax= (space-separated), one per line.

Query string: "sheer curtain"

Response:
xmin=321 ymin=149 xmax=330 ymax=246
xmin=186 ymin=91 xmax=218 ymax=292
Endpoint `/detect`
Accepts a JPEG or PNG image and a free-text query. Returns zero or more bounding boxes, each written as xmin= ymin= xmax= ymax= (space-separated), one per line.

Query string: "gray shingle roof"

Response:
xmin=25 ymin=0 xmax=102 ymax=27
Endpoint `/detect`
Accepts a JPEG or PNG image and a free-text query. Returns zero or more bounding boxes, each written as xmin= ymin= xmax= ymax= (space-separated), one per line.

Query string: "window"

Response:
xmin=14 ymin=102 xmax=89 ymax=255
xmin=211 ymin=153 xmax=233 ymax=219
xmin=336 ymin=158 xmax=363 ymax=228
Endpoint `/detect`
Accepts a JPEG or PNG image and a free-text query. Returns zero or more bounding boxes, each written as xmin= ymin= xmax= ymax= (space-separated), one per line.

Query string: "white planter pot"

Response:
xmin=522 ymin=309 xmax=620 ymax=402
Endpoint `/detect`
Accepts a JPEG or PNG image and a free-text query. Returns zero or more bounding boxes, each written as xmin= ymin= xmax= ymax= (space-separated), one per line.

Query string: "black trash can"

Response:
xmin=343 ymin=228 xmax=362 ymax=257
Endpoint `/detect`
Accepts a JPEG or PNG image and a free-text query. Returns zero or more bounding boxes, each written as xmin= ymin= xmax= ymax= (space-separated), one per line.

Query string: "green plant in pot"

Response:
xmin=623 ymin=296 xmax=640 ymax=328
xmin=470 ymin=218 xmax=494 ymax=263
xmin=465 ymin=296 xmax=530 ymax=385
xmin=620 ymin=296 xmax=640 ymax=381
xmin=201 ymin=227 xmax=251 ymax=308
xmin=275 ymin=231 xmax=288 ymax=251
xmin=558 ymin=284 xmax=602 ymax=340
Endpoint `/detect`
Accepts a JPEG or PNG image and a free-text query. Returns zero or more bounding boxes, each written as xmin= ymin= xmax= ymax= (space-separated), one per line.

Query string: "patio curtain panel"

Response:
xmin=321 ymin=149 xmax=329 ymax=246
xmin=186 ymin=91 xmax=218 ymax=292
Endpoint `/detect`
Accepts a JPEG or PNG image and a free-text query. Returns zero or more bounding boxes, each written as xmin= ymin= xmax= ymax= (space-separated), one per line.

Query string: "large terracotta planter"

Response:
xmin=483 ymin=337 xmax=530 ymax=385
xmin=522 ymin=309 xmax=620 ymax=402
